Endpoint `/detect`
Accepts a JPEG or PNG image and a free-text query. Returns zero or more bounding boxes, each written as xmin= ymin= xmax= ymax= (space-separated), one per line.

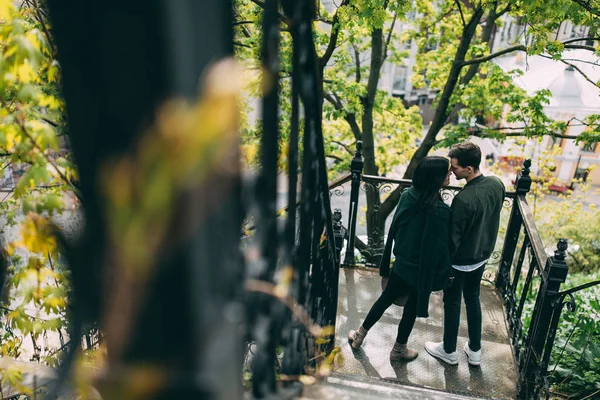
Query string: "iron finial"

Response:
xmin=555 ymin=238 xmax=568 ymax=260
xmin=355 ymin=140 xmax=363 ymax=157
xmin=522 ymin=159 xmax=532 ymax=176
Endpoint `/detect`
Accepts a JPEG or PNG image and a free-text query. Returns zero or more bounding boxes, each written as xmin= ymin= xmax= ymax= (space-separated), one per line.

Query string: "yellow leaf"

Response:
xmin=39 ymin=94 xmax=61 ymax=110
xmin=0 ymin=0 xmax=14 ymax=21
xmin=15 ymin=61 xmax=37 ymax=83
xmin=48 ymin=61 xmax=59 ymax=82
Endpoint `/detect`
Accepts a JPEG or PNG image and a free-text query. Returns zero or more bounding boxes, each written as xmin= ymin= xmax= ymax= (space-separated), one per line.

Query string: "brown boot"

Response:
xmin=348 ymin=326 xmax=367 ymax=349
xmin=390 ymin=342 xmax=418 ymax=362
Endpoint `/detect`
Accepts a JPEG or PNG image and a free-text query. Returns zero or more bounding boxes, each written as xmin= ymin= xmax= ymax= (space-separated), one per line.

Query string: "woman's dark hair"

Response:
xmin=411 ymin=156 xmax=449 ymax=213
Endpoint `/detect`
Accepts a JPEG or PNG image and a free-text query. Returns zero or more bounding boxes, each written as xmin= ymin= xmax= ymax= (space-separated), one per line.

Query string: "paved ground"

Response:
xmin=333 ymin=267 xmax=518 ymax=400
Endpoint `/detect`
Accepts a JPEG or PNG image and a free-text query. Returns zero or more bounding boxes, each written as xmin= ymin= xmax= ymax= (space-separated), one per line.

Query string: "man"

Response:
xmin=425 ymin=142 xmax=505 ymax=366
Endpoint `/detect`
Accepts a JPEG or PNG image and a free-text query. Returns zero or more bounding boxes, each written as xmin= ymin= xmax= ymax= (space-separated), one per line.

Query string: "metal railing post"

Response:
xmin=496 ymin=159 xmax=531 ymax=293
xmin=519 ymin=239 xmax=569 ymax=399
xmin=332 ymin=208 xmax=346 ymax=263
xmin=343 ymin=141 xmax=363 ymax=266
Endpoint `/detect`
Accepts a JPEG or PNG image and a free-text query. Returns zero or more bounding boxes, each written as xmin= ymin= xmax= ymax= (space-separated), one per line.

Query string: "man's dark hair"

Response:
xmin=448 ymin=142 xmax=481 ymax=170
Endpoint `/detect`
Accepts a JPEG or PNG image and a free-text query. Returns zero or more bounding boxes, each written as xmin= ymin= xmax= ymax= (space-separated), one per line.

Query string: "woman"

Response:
xmin=348 ymin=156 xmax=452 ymax=361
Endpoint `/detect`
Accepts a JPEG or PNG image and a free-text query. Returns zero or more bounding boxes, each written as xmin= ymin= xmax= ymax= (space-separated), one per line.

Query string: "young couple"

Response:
xmin=348 ymin=142 xmax=506 ymax=366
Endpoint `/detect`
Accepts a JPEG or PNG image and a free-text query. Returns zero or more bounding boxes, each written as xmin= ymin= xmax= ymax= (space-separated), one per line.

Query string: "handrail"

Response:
xmin=517 ymin=196 xmax=548 ymax=273
xmin=282 ymin=172 xmax=352 ymax=212
xmin=558 ymin=280 xmax=600 ymax=297
xmin=328 ymin=172 xmax=352 ymax=190
xmin=361 ymin=173 xmax=517 ymax=197
xmin=362 ymin=174 xmax=462 ymax=192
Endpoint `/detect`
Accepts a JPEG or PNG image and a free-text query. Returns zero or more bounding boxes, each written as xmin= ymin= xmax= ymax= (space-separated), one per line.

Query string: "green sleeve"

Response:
xmin=450 ymin=196 xmax=470 ymax=260
xmin=416 ymin=214 xmax=443 ymax=318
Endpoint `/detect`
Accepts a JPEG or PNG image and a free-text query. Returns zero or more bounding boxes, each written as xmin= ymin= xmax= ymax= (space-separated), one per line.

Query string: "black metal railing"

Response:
xmin=537 ymin=279 xmax=600 ymax=399
xmin=244 ymin=0 xmax=341 ymax=398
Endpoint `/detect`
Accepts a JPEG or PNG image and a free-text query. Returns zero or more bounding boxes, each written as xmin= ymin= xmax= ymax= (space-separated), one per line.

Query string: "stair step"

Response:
xmin=301 ymin=373 xmax=489 ymax=399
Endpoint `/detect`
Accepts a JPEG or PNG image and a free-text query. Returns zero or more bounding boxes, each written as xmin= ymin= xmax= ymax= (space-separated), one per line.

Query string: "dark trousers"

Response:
xmin=442 ymin=265 xmax=486 ymax=353
xmin=362 ymin=272 xmax=418 ymax=344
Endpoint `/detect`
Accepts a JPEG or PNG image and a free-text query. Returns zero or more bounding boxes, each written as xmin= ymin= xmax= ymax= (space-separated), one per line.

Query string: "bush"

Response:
xmin=548 ymin=271 xmax=600 ymax=399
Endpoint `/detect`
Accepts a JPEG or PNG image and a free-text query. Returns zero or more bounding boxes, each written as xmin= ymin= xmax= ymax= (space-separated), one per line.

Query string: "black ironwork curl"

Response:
xmin=440 ymin=188 xmax=460 ymax=203
xmin=482 ymin=267 xmax=498 ymax=284
xmin=564 ymin=293 xmax=576 ymax=313
xmin=487 ymin=250 xmax=502 ymax=266
xmin=330 ymin=184 xmax=347 ymax=197
xmin=378 ymin=182 xmax=397 ymax=195
xmin=360 ymin=180 xmax=379 ymax=193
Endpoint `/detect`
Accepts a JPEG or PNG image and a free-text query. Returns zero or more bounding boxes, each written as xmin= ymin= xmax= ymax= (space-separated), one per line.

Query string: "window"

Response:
xmin=547 ymin=136 xmax=562 ymax=150
xmin=574 ymin=168 xmax=590 ymax=182
xmin=393 ymin=66 xmax=408 ymax=92
xmin=570 ymin=26 xmax=577 ymax=38
xmin=581 ymin=142 xmax=598 ymax=153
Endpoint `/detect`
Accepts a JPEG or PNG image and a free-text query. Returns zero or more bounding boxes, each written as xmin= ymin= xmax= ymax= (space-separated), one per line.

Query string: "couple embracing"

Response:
xmin=348 ymin=142 xmax=505 ymax=366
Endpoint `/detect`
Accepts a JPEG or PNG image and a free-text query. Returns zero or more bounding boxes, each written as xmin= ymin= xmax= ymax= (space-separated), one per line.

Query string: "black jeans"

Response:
xmin=362 ymin=272 xmax=418 ymax=344
xmin=443 ymin=265 xmax=486 ymax=353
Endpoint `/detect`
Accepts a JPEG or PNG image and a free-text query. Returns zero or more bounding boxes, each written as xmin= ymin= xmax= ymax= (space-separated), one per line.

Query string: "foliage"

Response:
xmin=233 ymin=0 xmax=422 ymax=177
xmin=514 ymin=256 xmax=600 ymax=398
xmin=549 ymin=271 xmax=600 ymax=399
xmin=402 ymin=0 xmax=600 ymax=178
xmin=0 ymin=0 xmax=77 ymax=375
xmin=235 ymin=1 xmax=600 ymax=261
xmin=502 ymin=142 xmax=600 ymax=274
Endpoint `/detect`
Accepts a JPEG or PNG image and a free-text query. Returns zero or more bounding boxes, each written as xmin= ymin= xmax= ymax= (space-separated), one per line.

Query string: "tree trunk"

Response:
xmin=402 ymin=6 xmax=484 ymax=179
xmin=363 ymin=27 xmax=386 ymax=265
xmin=377 ymin=6 xmax=485 ymax=222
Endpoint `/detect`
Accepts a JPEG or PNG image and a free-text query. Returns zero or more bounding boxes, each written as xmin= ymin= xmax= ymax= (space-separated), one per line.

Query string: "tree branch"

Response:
xmin=233 ymin=20 xmax=256 ymax=26
xmin=564 ymin=44 xmax=597 ymax=51
xmin=561 ymin=57 xmax=600 ymax=67
xmin=326 ymin=154 xmax=344 ymax=162
xmin=497 ymin=3 xmax=512 ymax=16
xmin=548 ymin=55 xmax=600 ymax=88
xmin=234 ymin=41 xmax=252 ymax=49
xmin=331 ymin=140 xmax=354 ymax=156
xmin=461 ymin=44 xmax=527 ymax=66
xmin=562 ymin=36 xmax=600 ymax=44
xmin=344 ymin=114 xmax=363 ymax=141
xmin=461 ymin=40 xmax=597 ymax=67
xmin=4 ymin=102 xmax=78 ymax=199
xmin=352 ymin=44 xmax=361 ymax=83
xmin=41 ymin=117 xmax=58 ymax=127
xmin=324 ymin=92 xmax=343 ymax=109
xmin=473 ymin=121 xmax=591 ymax=139
xmin=472 ymin=128 xmax=579 ymax=140
xmin=445 ymin=2 xmax=499 ymax=125
xmin=323 ymin=93 xmax=363 ymax=140
xmin=383 ymin=12 xmax=398 ymax=61
xmin=30 ymin=0 xmax=56 ymax=56
xmin=570 ymin=0 xmax=600 ymax=17
xmin=455 ymin=0 xmax=466 ymax=27
xmin=320 ymin=0 xmax=350 ymax=70
xmin=250 ymin=0 xmax=292 ymax=25
xmin=315 ymin=16 xmax=333 ymax=24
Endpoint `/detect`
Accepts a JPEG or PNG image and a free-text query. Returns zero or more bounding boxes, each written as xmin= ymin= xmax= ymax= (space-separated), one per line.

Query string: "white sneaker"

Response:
xmin=424 ymin=341 xmax=458 ymax=365
xmin=464 ymin=342 xmax=481 ymax=366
